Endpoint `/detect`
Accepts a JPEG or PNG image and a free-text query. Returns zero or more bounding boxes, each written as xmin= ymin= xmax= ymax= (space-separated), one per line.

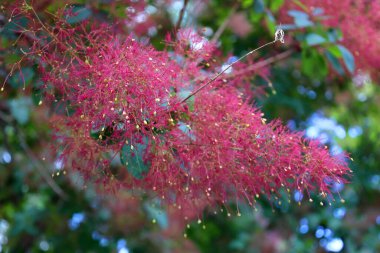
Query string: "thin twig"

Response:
xmin=0 ymin=111 xmax=67 ymax=199
xmin=211 ymin=2 xmax=239 ymax=43
xmin=175 ymin=0 xmax=189 ymax=31
xmin=17 ymin=129 xmax=68 ymax=199
xmin=27 ymin=1 xmax=82 ymax=63
xmin=226 ymin=49 xmax=294 ymax=78
xmin=181 ymin=40 xmax=277 ymax=103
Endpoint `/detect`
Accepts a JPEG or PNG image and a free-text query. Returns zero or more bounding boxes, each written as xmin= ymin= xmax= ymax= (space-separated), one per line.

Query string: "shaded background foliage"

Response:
xmin=0 ymin=0 xmax=379 ymax=252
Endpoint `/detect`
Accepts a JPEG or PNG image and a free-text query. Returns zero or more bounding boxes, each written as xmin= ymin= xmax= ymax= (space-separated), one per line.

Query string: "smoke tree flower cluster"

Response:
xmin=281 ymin=0 xmax=380 ymax=79
xmin=4 ymin=3 xmax=351 ymax=216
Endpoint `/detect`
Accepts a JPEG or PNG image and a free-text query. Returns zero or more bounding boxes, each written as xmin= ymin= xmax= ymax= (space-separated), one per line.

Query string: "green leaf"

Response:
xmin=327 ymin=29 xmax=342 ymax=42
xmin=253 ymin=0 xmax=265 ymax=13
xmin=264 ymin=9 xmax=277 ymax=34
xmin=306 ymin=33 xmax=326 ymax=46
xmin=66 ymin=6 xmax=92 ymax=24
xmin=325 ymin=51 xmax=344 ymax=75
xmin=178 ymin=122 xmax=195 ymax=141
xmin=242 ymin=0 xmax=253 ymax=8
xmin=288 ymin=10 xmax=308 ymax=19
xmin=311 ymin=7 xmax=324 ymax=16
xmin=326 ymin=45 xmax=342 ymax=58
xmin=90 ymin=124 xmax=117 ymax=145
xmin=9 ymin=67 xmax=34 ymax=89
xmin=120 ymin=136 xmax=150 ymax=179
xmin=1 ymin=16 xmax=29 ymax=39
xmin=4 ymin=52 xmax=22 ymax=65
xmin=8 ymin=97 xmax=32 ymax=125
xmin=265 ymin=15 xmax=276 ymax=35
xmin=338 ymin=45 xmax=355 ymax=74
xmin=288 ymin=10 xmax=313 ymax=28
xmin=301 ymin=49 xmax=328 ymax=79
xmin=178 ymin=90 xmax=195 ymax=111
xmin=270 ymin=0 xmax=284 ymax=12
xmin=280 ymin=24 xmax=298 ymax=30
xmin=144 ymin=201 xmax=168 ymax=229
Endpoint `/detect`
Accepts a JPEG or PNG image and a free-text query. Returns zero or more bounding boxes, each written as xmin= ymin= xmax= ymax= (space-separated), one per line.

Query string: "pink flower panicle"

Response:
xmin=281 ymin=0 xmax=380 ymax=79
xmin=145 ymin=86 xmax=350 ymax=209
xmin=6 ymin=5 xmax=351 ymax=214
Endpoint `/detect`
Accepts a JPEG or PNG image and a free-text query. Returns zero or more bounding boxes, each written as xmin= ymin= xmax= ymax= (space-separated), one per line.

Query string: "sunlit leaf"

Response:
xmin=325 ymin=51 xmax=345 ymax=75
xmin=338 ymin=45 xmax=355 ymax=74
xmin=120 ymin=136 xmax=150 ymax=179
xmin=306 ymin=33 xmax=326 ymax=46
xmin=288 ymin=10 xmax=314 ymax=27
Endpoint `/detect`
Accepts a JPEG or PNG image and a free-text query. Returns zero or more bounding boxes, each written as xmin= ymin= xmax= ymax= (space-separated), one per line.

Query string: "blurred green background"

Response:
xmin=0 ymin=0 xmax=379 ymax=252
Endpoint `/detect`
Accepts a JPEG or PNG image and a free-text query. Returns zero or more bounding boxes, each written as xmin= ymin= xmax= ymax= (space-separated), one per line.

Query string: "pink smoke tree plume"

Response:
xmin=3 ymin=1 xmax=351 ymax=216
xmin=279 ymin=0 xmax=380 ymax=79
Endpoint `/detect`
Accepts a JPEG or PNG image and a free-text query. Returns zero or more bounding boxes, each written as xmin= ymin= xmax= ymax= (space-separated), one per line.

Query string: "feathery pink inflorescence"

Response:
xmin=9 ymin=4 xmax=351 ymax=211
xmin=281 ymin=0 xmax=380 ymax=79
xmin=144 ymin=86 xmax=350 ymax=208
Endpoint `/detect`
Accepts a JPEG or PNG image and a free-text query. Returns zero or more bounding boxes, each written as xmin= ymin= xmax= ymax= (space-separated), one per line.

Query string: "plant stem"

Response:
xmin=175 ymin=0 xmax=189 ymax=31
xmin=226 ymin=49 xmax=293 ymax=78
xmin=181 ymin=40 xmax=276 ymax=103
